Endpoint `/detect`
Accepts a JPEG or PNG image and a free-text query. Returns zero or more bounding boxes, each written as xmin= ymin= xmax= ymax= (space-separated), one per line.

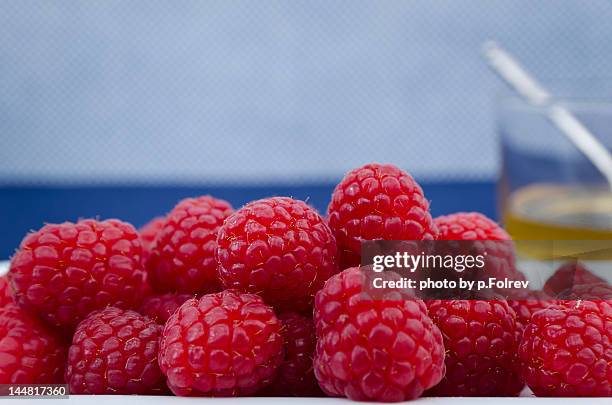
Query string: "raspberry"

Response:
xmin=146 ymin=196 xmax=233 ymax=294
xmin=139 ymin=216 xmax=165 ymax=262
xmin=141 ymin=277 xmax=156 ymax=298
xmin=567 ymin=282 xmax=612 ymax=301
xmin=158 ymin=290 xmax=284 ymax=396
xmin=519 ymin=300 xmax=612 ymax=396
xmin=508 ymin=290 xmax=558 ymax=337
xmin=217 ymin=197 xmax=338 ymax=312
xmin=434 ymin=212 xmax=511 ymax=241
xmin=8 ymin=219 xmax=146 ymax=328
xmin=433 ymin=212 xmax=524 ymax=293
xmin=313 ymin=267 xmax=445 ymax=402
xmin=0 ymin=305 xmax=65 ymax=384
xmin=0 ymin=276 xmax=14 ymax=307
xmin=426 ymin=299 xmax=524 ymax=396
xmin=264 ymin=311 xmax=322 ymax=397
xmin=544 ymin=262 xmax=605 ymax=297
xmin=328 ymin=163 xmax=437 ymax=269
xmin=139 ymin=293 xmax=193 ymax=324
xmin=65 ymin=306 xmax=166 ymax=394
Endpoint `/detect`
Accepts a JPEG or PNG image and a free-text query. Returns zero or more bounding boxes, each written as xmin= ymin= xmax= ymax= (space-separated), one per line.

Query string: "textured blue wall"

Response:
xmin=1 ymin=1 xmax=611 ymax=185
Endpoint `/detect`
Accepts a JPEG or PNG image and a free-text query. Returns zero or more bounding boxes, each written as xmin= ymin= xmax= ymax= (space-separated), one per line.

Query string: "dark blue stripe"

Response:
xmin=0 ymin=182 xmax=496 ymax=259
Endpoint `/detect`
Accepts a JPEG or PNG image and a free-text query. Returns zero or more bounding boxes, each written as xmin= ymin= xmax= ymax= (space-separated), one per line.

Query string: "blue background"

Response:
xmin=0 ymin=182 xmax=495 ymax=259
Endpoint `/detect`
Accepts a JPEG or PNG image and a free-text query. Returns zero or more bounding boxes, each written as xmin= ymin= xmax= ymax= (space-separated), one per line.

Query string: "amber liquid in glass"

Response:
xmin=504 ymin=184 xmax=612 ymax=239
xmin=503 ymin=184 xmax=612 ymax=259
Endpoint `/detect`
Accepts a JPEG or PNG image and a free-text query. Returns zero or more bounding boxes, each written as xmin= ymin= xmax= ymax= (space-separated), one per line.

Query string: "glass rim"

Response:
xmin=497 ymin=95 xmax=612 ymax=114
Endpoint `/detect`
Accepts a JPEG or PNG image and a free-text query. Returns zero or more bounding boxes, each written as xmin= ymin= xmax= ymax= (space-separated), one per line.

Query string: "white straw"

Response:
xmin=483 ymin=41 xmax=612 ymax=189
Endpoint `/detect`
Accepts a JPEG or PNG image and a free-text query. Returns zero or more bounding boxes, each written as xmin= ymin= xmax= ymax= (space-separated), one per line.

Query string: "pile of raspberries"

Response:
xmin=0 ymin=163 xmax=610 ymax=399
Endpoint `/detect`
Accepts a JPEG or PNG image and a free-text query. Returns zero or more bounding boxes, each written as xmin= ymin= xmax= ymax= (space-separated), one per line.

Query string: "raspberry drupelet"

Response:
xmin=8 ymin=219 xmax=146 ymax=328
xmin=217 ymin=197 xmax=338 ymax=312
xmin=328 ymin=163 xmax=437 ymax=269
xmin=146 ymin=196 xmax=234 ymax=294
xmin=158 ymin=290 xmax=284 ymax=396
xmin=65 ymin=306 xmax=166 ymax=394
xmin=313 ymin=267 xmax=445 ymax=402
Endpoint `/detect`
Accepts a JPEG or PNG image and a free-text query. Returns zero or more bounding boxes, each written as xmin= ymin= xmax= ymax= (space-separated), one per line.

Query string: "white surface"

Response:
xmin=0 ymin=260 xmax=605 ymax=402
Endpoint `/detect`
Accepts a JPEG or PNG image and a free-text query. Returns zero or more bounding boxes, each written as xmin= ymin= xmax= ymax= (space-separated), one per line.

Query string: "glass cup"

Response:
xmin=498 ymin=95 xmax=612 ymax=287
xmin=498 ymin=96 xmax=612 ymax=241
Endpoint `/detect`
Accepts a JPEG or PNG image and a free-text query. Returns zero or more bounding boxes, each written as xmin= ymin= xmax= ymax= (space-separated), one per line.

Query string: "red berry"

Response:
xmin=568 ymin=282 xmax=612 ymax=301
xmin=519 ymin=300 xmax=612 ymax=396
xmin=427 ymin=299 xmax=524 ymax=396
xmin=8 ymin=219 xmax=146 ymax=328
xmin=65 ymin=306 xmax=166 ymax=394
xmin=544 ymin=262 xmax=605 ymax=297
xmin=509 ymin=290 xmax=558 ymax=336
xmin=217 ymin=197 xmax=338 ymax=312
xmin=313 ymin=267 xmax=445 ymax=402
xmin=328 ymin=163 xmax=437 ymax=269
xmin=0 ymin=276 xmax=14 ymax=307
xmin=139 ymin=216 xmax=165 ymax=262
xmin=158 ymin=290 xmax=284 ymax=396
xmin=0 ymin=305 xmax=66 ymax=384
xmin=146 ymin=196 xmax=233 ymax=294
xmin=434 ymin=212 xmax=523 ymax=292
xmin=139 ymin=293 xmax=193 ymax=324
xmin=264 ymin=311 xmax=322 ymax=397
xmin=141 ymin=276 xmax=156 ymax=298
xmin=434 ymin=212 xmax=510 ymax=241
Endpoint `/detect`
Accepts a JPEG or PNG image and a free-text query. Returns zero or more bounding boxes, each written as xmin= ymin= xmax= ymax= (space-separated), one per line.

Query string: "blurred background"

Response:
xmin=2 ymin=1 xmax=612 ymax=259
